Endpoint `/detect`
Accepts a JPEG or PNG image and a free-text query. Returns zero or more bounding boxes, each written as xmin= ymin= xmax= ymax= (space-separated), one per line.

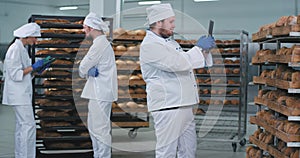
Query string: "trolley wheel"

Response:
xmin=232 ymin=142 xmax=237 ymax=152
xmin=239 ymin=138 xmax=247 ymax=146
xmin=128 ymin=129 xmax=137 ymax=139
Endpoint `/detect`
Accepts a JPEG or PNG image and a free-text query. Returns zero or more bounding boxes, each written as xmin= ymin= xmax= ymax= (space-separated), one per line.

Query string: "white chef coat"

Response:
xmin=140 ymin=30 xmax=212 ymax=112
xmin=2 ymin=39 xmax=33 ymax=105
xmin=79 ymin=35 xmax=118 ymax=101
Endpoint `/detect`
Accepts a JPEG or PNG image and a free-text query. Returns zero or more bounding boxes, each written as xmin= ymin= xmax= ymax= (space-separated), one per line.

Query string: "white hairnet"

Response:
xmin=84 ymin=12 xmax=109 ymax=32
xmin=146 ymin=3 xmax=175 ymax=25
xmin=13 ymin=23 xmax=41 ymax=38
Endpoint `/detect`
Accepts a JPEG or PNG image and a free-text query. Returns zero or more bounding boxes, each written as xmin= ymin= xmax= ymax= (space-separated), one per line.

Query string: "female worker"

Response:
xmin=2 ymin=23 xmax=48 ymax=158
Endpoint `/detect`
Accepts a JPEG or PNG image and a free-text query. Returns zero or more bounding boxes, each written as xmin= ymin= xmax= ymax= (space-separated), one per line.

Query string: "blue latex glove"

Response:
xmin=32 ymin=59 xmax=44 ymax=71
xmin=196 ymin=35 xmax=215 ymax=50
xmin=88 ymin=67 xmax=99 ymax=77
xmin=37 ymin=63 xmax=50 ymax=74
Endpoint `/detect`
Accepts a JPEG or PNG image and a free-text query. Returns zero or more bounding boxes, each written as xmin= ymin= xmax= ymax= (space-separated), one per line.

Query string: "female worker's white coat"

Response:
xmin=140 ymin=30 xmax=212 ymax=112
xmin=79 ymin=35 xmax=118 ymax=101
xmin=2 ymin=39 xmax=33 ymax=105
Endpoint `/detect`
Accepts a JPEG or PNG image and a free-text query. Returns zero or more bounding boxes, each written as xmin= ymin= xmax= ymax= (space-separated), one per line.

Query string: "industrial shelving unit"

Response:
xmin=178 ymin=30 xmax=249 ymax=152
xmin=28 ymin=14 xmax=113 ymax=156
xmin=249 ymin=31 xmax=300 ymax=157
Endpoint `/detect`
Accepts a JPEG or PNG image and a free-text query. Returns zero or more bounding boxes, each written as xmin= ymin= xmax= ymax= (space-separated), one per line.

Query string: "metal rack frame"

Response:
xmin=28 ymin=14 xmax=114 ymax=156
xmin=191 ymin=30 xmax=249 ymax=152
xmin=112 ymin=37 xmax=150 ymax=139
xmin=251 ymin=34 xmax=300 ymax=156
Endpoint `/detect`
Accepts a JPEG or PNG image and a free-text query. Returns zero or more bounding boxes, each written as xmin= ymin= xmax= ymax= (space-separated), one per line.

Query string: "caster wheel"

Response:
xmin=128 ymin=129 xmax=137 ymax=139
xmin=232 ymin=142 xmax=237 ymax=152
xmin=239 ymin=138 xmax=246 ymax=146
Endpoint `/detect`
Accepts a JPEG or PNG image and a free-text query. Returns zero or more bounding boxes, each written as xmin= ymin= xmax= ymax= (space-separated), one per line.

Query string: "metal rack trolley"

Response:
xmin=250 ymin=33 xmax=300 ymax=157
xmin=181 ymin=30 xmax=249 ymax=152
xmin=112 ymin=35 xmax=150 ymax=139
xmin=28 ymin=14 xmax=113 ymax=156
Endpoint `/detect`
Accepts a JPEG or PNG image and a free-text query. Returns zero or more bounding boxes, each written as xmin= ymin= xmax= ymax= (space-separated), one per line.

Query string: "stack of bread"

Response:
xmin=256 ymin=110 xmax=300 ymax=135
xmin=246 ymin=146 xmax=265 ymax=158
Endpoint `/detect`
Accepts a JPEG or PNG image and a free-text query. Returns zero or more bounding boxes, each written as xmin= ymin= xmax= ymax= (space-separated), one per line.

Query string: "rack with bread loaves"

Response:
xmin=249 ymin=21 xmax=300 ymax=158
xmin=176 ymin=30 xmax=249 ymax=152
xmin=29 ymin=15 xmax=115 ymax=155
xmin=111 ymin=28 xmax=149 ymax=138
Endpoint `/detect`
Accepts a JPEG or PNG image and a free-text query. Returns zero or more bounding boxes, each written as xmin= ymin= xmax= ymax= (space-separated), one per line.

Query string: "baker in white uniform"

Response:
xmin=140 ymin=3 xmax=215 ymax=158
xmin=2 ymin=23 xmax=49 ymax=158
xmin=79 ymin=12 xmax=118 ymax=158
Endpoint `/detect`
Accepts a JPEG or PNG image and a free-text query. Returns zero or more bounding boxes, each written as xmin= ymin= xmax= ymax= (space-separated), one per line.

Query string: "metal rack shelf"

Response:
xmin=191 ymin=30 xmax=249 ymax=152
xmin=250 ymin=31 xmax=300 ymax=155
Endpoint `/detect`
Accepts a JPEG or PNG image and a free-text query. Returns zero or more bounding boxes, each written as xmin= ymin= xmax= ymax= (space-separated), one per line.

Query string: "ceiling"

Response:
xmin=0 ymin=0 xmax=89 ymax=10
xmin=0 ymin=0 xmax=299 ymax=43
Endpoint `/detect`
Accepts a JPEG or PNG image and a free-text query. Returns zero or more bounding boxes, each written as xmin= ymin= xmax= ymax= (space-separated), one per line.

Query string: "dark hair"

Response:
xmin=8 ymin=37 xmax=19 ymax=48
xmin=3 ymin=37 xmax=19 ymax=60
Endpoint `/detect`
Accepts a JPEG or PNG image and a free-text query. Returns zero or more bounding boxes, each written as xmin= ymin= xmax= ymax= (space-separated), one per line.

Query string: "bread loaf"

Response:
xmin=276 ymin=16 xmax=289 ymax=27
xmin=48 ymin=143 xmax=75 ymax=148
xmin=116 ymin=60 xmax=126 ymax=66
xmin=45 ymin=89 xmax=72 ymax=96
xmin=35 ymin=19 xmax=70 ymax=24
xmin=286 ymin=97 xmax=300 ymax=108
xmin=134 ymin=88 xmax=145 ymax=94
xmin=38 ymin=99 xmax=73 ymax=107
xmin=197 ymin=68 xmax=207 ymax=74
xmin=113 ymin=28 xmax=126 ymax=35
xmin=223 ymin=100 xmax=231 ymax=105
xmin=37 ymin=110 xmax=69 ymax=117
xmin=230 ymin=89 xmax=240 ymax=95
xmin=231 ymin=99 xmax=239 ymax=105
xmin=41 ymin=70 xmax=71 ymax=76
xmin=115 ymin=45 xmax=127 ymax=51
xmin=43 ymin=79 xmax=72 ymax=86
xmin=126 ymin=101 xmax=138 ymax=108
xmin=135 ymin=29 xmax=146 ymax=36
xmin=232 ymin=68 xmax=240 ymax=74
xmin=40 ymin=121 xmax=71 ymax=127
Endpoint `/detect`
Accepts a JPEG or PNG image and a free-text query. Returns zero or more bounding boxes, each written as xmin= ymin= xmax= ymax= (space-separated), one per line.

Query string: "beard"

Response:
xmin=158 ymin=28 xmax=173 ymax=38
xmin=85 ymin=33 xmax=93 ymax=40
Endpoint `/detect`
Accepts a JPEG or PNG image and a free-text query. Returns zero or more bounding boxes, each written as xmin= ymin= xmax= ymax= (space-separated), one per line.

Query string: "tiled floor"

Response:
xmin=0 ymin=104 xmax=256 ymax=158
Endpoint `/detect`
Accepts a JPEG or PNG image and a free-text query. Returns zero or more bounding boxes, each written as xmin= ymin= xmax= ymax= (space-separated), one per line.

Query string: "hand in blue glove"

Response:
xmin=196 ymin=35 xmax=215 ymax=50
xmin=88 ymin=67 xmax=99 ymax=77
xmin=37 ymin=63 xmax=50 ymax=75
xmin=32 ymin=59 xmax=44 ymax=71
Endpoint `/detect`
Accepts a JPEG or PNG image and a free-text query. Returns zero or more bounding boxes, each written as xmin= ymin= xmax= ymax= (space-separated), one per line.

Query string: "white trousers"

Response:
xmin=88 ymin=100 xmax=112 ymax=158
xmin=151 ymin=106 xmax=197 ymax=158
xmin=13 ymin=105 xmax=36 ymax=158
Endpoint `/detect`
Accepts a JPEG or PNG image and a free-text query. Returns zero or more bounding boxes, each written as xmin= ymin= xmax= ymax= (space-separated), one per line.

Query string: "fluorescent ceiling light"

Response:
xmin=138 ymin=1 xmax=161 ymax=5
xmin=59 ymin=6 xmax=78 ymax=10
xmin=194 ymin=0 xmax=219 ymax=2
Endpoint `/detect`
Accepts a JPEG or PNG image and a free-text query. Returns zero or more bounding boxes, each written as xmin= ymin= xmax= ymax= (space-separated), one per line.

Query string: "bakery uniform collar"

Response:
xmin=147 ymin=30 xmax=172 ymax=42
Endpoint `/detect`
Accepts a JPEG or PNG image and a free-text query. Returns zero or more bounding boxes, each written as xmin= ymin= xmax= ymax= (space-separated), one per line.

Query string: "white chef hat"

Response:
xmin=13 ymin=23 xmax=41 ymax=38
xmin=84 ymin=12 xmax=109 ymax=32
xmin=146 ymin=3 xmax=175 ymax=25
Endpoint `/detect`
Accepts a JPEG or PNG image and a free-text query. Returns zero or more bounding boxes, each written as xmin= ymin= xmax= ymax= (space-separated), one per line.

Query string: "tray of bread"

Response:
xmin=112 ymin=102 xmax=147 ymax=113
xmin=197 ymin=78 xmax=240 ymax=86
xmin=252 ymin=65 xmax=300 ymax=89
xmin=252 ymin=45 xmax=300 ymax=64
xmin=118 ymin=75 xmax=146 ymax=86
xmin=254 ymin=91 xmax=300 ymax=116
xmin=249 ymin=135 xmax=291 ymax=158
xmin=113 ymin=28 xmax=146 ymax=41
xmin=252 ymin=15 xmax=300 ymax=42
xmin=199 ymin=99 xmax=240 ymax=106
xmin=113 ymin=45 xmax=140 ymax=56
xmin=250 ymin=111 xmax=300 ymax=143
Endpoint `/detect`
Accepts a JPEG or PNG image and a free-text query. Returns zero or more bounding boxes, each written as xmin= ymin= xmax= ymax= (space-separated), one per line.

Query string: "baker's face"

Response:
xmin=158 ymin=16 xmax=175 ymax=38
xmin=83 ymin=25 xmax=92 ymax=38
xmin=26 ymin=37 xmax=38 ymax=45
